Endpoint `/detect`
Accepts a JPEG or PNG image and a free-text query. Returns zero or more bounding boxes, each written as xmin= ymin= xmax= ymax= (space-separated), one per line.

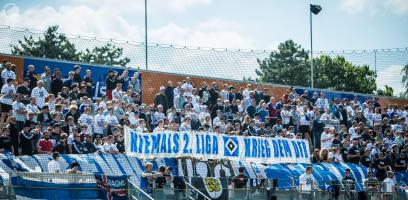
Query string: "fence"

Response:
xmin=0 ymin=25 xmax=407 ymax=95
xmin=2 ymin=173 xmax=408 ymax=200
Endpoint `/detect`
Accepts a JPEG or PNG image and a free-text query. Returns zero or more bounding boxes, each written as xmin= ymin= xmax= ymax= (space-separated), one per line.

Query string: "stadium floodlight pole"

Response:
xmin=144 ymin=0 xmax=148 ymax=70
xmin=310 ymin=4 xmax=322 ymax=89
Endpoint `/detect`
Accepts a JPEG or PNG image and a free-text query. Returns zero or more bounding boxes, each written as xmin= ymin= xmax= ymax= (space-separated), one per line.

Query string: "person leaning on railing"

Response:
xmin=140 ymin=162 xmax=163 ymax=197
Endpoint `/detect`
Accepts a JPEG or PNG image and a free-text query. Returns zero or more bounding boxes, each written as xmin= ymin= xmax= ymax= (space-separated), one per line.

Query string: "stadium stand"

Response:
xmin=0 ymin=54 xmax=408 ymax=199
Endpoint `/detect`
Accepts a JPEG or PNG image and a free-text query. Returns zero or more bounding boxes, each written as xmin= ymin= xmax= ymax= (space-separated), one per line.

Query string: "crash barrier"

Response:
xmin=1 ymin=153 xmax=408 ymax=199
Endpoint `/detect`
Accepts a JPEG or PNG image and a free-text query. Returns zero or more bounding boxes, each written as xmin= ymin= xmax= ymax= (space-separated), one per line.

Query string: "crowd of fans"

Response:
xmin=1 ymin=58 xmax=408 ymax=183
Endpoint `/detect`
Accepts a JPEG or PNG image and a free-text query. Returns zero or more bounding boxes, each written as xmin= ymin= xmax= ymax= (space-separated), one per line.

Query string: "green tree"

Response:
xmin=256 ymin=40 xmax=310 ymax=87
xmin=401 ymin=64 xmax=408 ymax=95
xmin=377 ymin=85 xmax=394 ymax=97
xmin=12 ymin=26 xmax=79 ymax=61
xmin=11 ymin=25 xmax=130 ymax=67
xmin=80 ymin=43 xmax=130 ymax=66
xmin=257 ymin=40 xmax=377 ymax=94
xmin=313 ymin=55 xmax=377 ymax=94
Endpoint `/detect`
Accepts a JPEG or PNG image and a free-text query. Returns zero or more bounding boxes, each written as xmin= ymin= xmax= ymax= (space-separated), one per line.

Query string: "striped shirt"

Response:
xmin=31 ymin=87 xmax=49 ymax=109
xmin=0 ymin=84 xmax=16 ymax=105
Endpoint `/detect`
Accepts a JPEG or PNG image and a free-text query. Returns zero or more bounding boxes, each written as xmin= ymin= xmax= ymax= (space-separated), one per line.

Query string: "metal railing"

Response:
xmin=3 ymin=172 xmax=408 ymax=200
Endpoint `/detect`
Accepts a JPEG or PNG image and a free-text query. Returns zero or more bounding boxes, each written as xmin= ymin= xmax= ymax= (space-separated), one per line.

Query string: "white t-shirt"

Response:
xmin=93 ymin=113 xmax=106 ymax=135
xmin=0 ymin=84 xmax=16 ymax=105
xmin=181 ymin=82 xmax=193 ymax=96
xmin=78 ymin=113 xmax=94 ymax=135
xmin=1 ymin=69 xmax=16 ymax=84
xmin=299 ymin=113 xmax=310 ymax=126
xmin=382 ymin=178 xmax=396 ymax=193
xmin=47 ymin=160 xmax=61 ymax=173
xmin=31 ymin=86 xmax=48 ymax=108
xmin=299 ymin=173 xmax=316 ymax=191
xmin=281 ymin=110 xmax=291 ymax=125
xmin=320 ymin=131 xmax=333 ymax=150
xmin=103 ymin=143 xmax=118 ymax=153
xmin=373 ymin=114 xmax=382 ymax=124
xmin=105 ymin=114 xmax=119 ymax=126
xmin=320 ymin=113 xmax=331 ymax=121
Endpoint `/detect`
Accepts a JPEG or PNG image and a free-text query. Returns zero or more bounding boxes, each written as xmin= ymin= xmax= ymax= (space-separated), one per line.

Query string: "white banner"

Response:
xmin=124 ymin=127 xmax=310 ymax=164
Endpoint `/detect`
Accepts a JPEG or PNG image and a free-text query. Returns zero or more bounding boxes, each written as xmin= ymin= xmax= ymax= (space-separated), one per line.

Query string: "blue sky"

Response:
xmin=1 ymin=0 xmax=407 ymax=51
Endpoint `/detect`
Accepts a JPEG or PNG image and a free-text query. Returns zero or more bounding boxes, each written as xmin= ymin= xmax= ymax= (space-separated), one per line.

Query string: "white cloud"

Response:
xmin=0 ymin=1 xmax=252 ymax=49
xmin=384 ymin=0 xmax=408 ymax=15
xmin=340 ymin=0 xmax=408 ymax=15
xmin=150 ymin=0 xmax=212 ymax=12
xmin=149 ymin=20 xmax=254 ymax=49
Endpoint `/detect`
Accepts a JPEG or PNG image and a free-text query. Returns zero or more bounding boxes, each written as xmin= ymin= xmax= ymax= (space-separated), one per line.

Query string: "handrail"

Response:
xmin=128 ymin=179 xmax=154 ymax=200
xmin=185 ymin=180 xmax=211 ymax=200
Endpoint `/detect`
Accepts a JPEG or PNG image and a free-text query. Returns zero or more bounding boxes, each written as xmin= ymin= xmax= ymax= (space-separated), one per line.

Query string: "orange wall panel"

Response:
xmin=0 ymin=55 xmax=24 ymax=83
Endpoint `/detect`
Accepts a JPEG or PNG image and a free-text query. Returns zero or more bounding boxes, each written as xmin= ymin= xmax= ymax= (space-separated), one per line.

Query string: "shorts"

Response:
xmin=0 ymin=103 xmax=12 ymax=113
xmin=299 ymin=125 xmax=310 ymax=133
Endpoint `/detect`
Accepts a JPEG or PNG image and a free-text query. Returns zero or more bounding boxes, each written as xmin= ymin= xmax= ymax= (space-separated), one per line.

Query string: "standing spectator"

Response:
xmin=0 ymin=78 xmax=16 ymax=127
xmin=154 ymin=86 xmax=169 ymax=112
xmin=31 ymin=80 xmax=49 ymax=109
xmin=78 ymin=107 xmax=94 ymax=136
xmin=257 ymin=103 xmax=269 ymax=122
xmin=348 ymin=139 xmax=361 ymax=164
xmin=51 ymin=68 xmax=63 ymax=96
xmin=267 ymin=97 xmax=279 ymax=125
xmin=174 ymin=90 xmax=185 ymax=112
xmin=280 ymin=105 xmax=291 ymax=128
xmin=16 ymin=78 xmax=31 ymax=104
xmin=106 ymin=70 xmax=116 ymax=100
xmin=93 ymin=107 xmax=106 ymax=137
xmin=165 ymin=81 xmax=174 ymax=108
xmin=181 ymin=77 xmax=193 ymax=97
xmin=246 ymin=99 xmax=257 ymax=118
xmin=129 ymin=72 xmax=141 ymax=95
xmin=320 ymin=127 xmax=334 ymax=150
xmin=19 ymin=123 xmax=40 ymax=156
xmin=63 ymin=71 xmax=75 ymax=89
xmin=140 ymin=162 xmax=163 ymax=197
xmin=47 ymin=152 xmax=61 ymax=173
xmin=219 ymin=84 xmax=229 ymax=102
xmin=0 ymin=126 xmax=14 ymax=153
xmin=83 ymin=69 xmax=94 ymax=97
xmin=316 ymin=92 xmax=329 ymax=112
xmin=26 ymin=65 xmax=38 ymax=90
xmin=382 ymin=171 xmax=396 ymax=199
xmin=299 ymin=166 xmax=317 ymax=191
xmin=41 ymin=66 xmax=52 ymax=92
xmin=231 ymin=166 xmax=249 ymax=197
xmin=208 ymin=82 xmax=219 ymax=107
xmin=1 ymin=62 xmax=16 ymax=84
xmin=112 ymin=83 xmax=124 ymax=100
xmin=73 ymin=65 xmax=82 ymax=83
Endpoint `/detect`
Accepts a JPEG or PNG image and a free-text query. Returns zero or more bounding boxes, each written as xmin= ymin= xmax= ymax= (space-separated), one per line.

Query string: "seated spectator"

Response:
xmin=103 ymin=135 xmax=119 ymax=154
xmin=53 ymin=133 xmax=70 ymax=154
xmin=71 ymin=133 xmax=85 ymax=154
xmin=37 ymin=131 xmax=53 ymax=154
xmin=83 ymin=135 xmax=97 ymax=154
